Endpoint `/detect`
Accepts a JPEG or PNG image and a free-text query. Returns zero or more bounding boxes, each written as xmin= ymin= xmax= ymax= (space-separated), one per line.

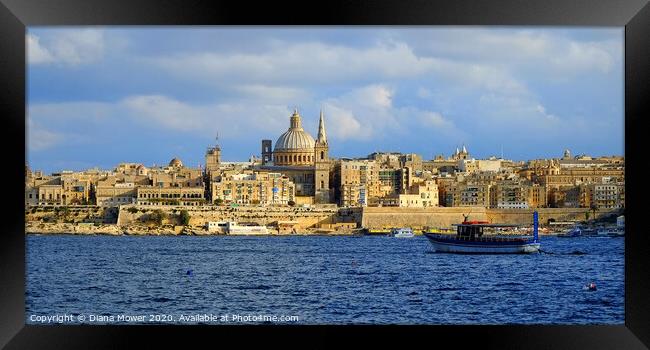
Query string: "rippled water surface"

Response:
xmin=26 ymin=235 xmax=624 ymax=324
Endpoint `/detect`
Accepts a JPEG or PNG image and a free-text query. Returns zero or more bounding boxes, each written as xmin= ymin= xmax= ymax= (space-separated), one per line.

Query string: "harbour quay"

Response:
xmin=25 ymin=204 xmax=613 ymax=235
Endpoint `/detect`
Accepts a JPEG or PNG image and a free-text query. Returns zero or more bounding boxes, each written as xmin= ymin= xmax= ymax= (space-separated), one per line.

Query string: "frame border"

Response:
xmin=1 ymin=0 xmax=648 ymax=348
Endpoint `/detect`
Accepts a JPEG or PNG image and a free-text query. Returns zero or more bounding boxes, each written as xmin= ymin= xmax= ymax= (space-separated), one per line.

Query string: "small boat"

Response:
xmin=557 ymin=226 xmax=582 ymax=238
xmin=208 ymin=221 xmax=269 ymax=235
xmin=598 ymin=227 xmax=625 ymax=237
xmin=390 ymin=227 xmax=414 ymax=238
xmin=423 ymin=212 xmax=541 ymax=254
xmin=581 ymin=228 xmax=599 ymax=236
xmin=365 ymin=228 xmax=391 ymax=235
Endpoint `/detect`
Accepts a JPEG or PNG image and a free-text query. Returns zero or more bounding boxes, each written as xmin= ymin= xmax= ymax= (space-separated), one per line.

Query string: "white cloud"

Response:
xmin=26 ymin=118 xmax=63 ymax=151
xmin=27 ymin=29 xmax=105 ymax=65
xmin=27 ymin=103 xmax=110 ymax=152
xmin=321 ymin=85 xmax=401 ymax=140
xmin=550 ymin=40 xmax=615 ymax=74
xmin=418 ymin=111 xmax=450 ymax=128
xmin=417 ymin=87 xmax=433 ymax=99
xmin=321 ymin=104 xmax=366 ymax=140
xmin=150 ymin=40 xmax=443 ymax=86
xmin=349 ymin=84 xmax=394 ymax=109
xmin=123 ymin=95 xmax=202 ymax=131
xmin=401 ymin=28 xmax=620 ymax=77
xmin=121 ymin=95 xmax=290 ymax=138
xmin=27 ymin=34 xmax=54 ymax=64
xmin=26 ymin=28 xmax=622 ymax=163
xmin=320 ymin=84 xmax=462 ymax=142
xmin=234 ymin=85 xmax=310 ymax=103
xmin=477 ymin=93 xmax=564 ymax=133
xmin=28 ymin=101 xmax=113 ymax=122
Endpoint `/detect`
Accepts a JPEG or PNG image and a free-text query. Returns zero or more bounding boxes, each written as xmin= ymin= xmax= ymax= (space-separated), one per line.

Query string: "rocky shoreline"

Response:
xmin=25 ymin=222 xmax=359 ymax=236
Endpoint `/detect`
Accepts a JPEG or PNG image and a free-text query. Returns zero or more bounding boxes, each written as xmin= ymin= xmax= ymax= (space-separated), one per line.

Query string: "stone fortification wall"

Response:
xmin=486 ymin=208 xmax=609 ymax=226
xmin=361 ymin=207 xmax=612 ymax=229
xmin=361 ymin=207 xmax=487 ymax=230
xmin=117 ymin=205 xmax=341 ymax=229
xmin=25 ymin=205 xmax=118 ymax=224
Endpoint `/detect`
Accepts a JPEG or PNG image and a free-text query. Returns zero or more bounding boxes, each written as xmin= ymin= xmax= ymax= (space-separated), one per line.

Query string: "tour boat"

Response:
xmin=423 ymin=212 xmax=541 ymax=254
xmin=390 ymin=227 xmax=415 ymax=238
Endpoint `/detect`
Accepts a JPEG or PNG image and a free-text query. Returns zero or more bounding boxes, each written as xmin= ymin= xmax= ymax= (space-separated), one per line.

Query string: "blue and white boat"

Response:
xmin=423 ymin=212 xmax=541 ymax=254
xmin=391 ymin=227 xmax=415 ymax=238
xmin=557 ymin=225 xmax=582 ymax=238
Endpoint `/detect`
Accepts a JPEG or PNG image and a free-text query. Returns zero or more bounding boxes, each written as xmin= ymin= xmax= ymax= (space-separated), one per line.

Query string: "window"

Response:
xmin=320 ymin=151 xmax=324 ymax=160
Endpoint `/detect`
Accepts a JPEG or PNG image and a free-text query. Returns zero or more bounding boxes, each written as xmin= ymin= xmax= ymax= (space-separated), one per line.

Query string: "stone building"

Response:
xmin=25 ymin=168 xmax=98 ymax=206
xmin=379 ymin=179 xmax=439 ymax=208
xmin=489 ymin=180 xmax=533 ymax=209
xmin=445 ymin=183 xmax=491 ymax=207
xmin=334 ymin=156 xmax=427 ymax=207
xmin=135 ymin=157 xmax=206 ymax=206
xmin=211 ymin=172 xmax=295 ymax=206
xmin=136 ymin=186 xmax=205 ymax=206
xmin=588 ymin=183 xmax=625 ymax=210
xmin=95 ymin=174 xmax=149 ymax=206
xmin=335 ymin=159 xmax=380 ymax=207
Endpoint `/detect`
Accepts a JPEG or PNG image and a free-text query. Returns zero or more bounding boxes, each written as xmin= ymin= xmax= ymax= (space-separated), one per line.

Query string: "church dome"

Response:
xmin=275 ymin=130 xmax=315 ymax=151
xmin=274 ymin=110 xmax=315 ymax=152
xmin=169 ymin=157 xmax=183 ymax=167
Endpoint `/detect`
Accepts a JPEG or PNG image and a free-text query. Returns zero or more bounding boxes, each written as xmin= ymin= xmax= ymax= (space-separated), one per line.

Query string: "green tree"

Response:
xmin=127 ymin=207 xmax=139 ymax=214
xmin=57 ymin=206 xmax=70 ymax=219
xmin=150 ymin=209 xmax=165 ymax=225
xmin=179 ymin=210 xmax=191 ymax=226
xmin=287 ymin=200 xmax=296 ymax=207
xmin=215 ymin=198 xmax=224 ymax=206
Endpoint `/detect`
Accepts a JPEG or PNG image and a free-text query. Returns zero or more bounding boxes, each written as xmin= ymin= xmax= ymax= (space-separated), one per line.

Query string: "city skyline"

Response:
xmin=27 ymin=27 xmax=624 ymax=173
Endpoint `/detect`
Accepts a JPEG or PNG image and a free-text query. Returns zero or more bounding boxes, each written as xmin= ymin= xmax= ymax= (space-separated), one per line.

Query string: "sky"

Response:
xmin=26 ymin=27 xmax=624 ymax=174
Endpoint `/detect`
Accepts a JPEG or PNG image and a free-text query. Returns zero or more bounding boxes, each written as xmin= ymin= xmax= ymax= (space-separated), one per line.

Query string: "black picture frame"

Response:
xmin=1 ymin=0 xmax=649 ymax=348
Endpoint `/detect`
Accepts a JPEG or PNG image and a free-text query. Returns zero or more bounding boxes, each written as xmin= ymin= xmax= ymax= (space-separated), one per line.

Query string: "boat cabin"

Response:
xmin=453 ymin=223 xmax=522 ymax=240
xmin=456 ymin=224 xmax=484 ymax=239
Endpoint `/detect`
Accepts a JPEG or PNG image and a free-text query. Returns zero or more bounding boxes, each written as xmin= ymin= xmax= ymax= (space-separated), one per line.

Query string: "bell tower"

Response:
xmin=205 ymin=134 xmax=222 ymax=175
xmin=314 ymin=110 xmax=331 ymax=203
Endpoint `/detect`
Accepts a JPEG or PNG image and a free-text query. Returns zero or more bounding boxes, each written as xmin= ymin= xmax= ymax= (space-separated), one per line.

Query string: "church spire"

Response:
xmin=317 ymin=109 xmax=327 ymax=144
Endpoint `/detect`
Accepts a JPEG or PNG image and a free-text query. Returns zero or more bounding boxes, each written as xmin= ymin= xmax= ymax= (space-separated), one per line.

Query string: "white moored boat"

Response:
xmin=207 ymin=221 xmax=269 ymax=235
xmin=597 ymin=226 xmax=624 ymax=237
xmin=390 ymin=228 xmax=414 ymax=238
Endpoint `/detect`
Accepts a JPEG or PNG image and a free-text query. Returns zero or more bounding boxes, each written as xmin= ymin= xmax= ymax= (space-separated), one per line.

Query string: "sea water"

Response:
xmin=25 ymin=235 xmax=624 ymax=324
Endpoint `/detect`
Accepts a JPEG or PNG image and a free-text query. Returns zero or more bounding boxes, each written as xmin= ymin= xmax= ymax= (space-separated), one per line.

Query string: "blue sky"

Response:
xmin=27 ymin=27 xmax=624 ymax=173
